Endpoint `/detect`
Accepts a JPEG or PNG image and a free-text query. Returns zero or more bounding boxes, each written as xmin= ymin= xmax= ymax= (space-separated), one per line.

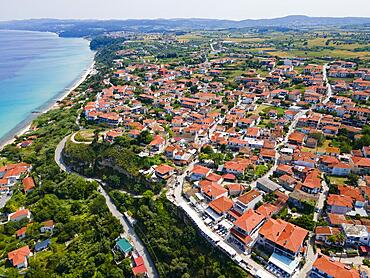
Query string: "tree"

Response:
xmin=347 ymin=174 xmax=359 ymax=186
xmin=137 ymin=130 xmax=153 ymax=145
xmin=201 ymin=145 xmax=214 ymax=155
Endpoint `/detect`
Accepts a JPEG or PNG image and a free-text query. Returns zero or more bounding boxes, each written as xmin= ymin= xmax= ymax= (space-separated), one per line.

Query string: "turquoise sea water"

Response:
xmin=0 ymin=30 xmax=94 ymax=142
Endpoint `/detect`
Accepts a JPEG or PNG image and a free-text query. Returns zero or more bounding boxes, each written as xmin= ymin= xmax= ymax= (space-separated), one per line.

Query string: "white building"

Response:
xmin=341 ymin=223 xmax=370 ymax=246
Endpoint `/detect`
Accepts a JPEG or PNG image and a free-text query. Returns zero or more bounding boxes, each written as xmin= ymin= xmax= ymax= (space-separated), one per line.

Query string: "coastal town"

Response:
xmin=0 ymin=29 xmax=370 ymax=278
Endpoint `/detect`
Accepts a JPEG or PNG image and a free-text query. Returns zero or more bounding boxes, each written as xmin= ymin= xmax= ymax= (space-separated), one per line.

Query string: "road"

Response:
xmin=166 ymin=159 xmax=272 ymax=276
xmin=322 ymin=64 xmax=333 ymax=104
xmin=97 ymin=183 xmax=159 ymax=278
xmin=54 ymin=135 xmax=159 ymax=278
xmin=251 ymin=109 xmax=308 ymax=188
xmin=314 ymin=178 xmax=329 ymax=222
xmin=300 ymin=66 xmax=333 ymax=277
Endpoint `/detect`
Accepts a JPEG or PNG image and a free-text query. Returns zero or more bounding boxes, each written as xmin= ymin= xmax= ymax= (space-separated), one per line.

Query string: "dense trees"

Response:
xmin=64 ymin=139 xmax=164 ymax=194
xmin=0 ymin=75 xmax=126 ymax=277
xmin=110 ymin=192 xmax=249 ymax=278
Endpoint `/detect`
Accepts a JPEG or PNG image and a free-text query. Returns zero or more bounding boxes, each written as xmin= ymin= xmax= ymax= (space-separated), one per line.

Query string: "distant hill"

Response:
xmin=0 ymin=15 xmax=369 ymax=37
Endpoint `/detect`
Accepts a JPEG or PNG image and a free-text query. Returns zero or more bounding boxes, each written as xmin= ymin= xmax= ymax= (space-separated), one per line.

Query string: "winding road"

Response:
xmin=54 ymin=135 xmax=159 ymax=278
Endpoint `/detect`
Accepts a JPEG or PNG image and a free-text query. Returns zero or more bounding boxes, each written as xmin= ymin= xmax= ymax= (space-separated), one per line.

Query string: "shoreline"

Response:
xmin=0 ymin=59 xmax=95 ymax=151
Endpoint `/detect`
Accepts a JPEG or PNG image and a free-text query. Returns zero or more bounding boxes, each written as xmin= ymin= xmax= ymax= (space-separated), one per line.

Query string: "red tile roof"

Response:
xmin=238 ymin=189 xmax=261 ymax=205
xmin=200 ymin=181 xmax=227 ymax=199
xmin=16 ymin=227 xmax=27 ymax=238
xmin=327 ymin=213 xmax=349 ymax=226
xmin=8 ymin=246 xmax=31 ymax=267
xmin=208 ymin=196 xmax=234 ymax=214
xmin=191 ymin=165 xmax=211 ymax=176
xmin=327 ymin=194 xmax=353 ymax=208
xmin=10 ymin=209 xmax=30 ymax=221
xmin=338 ymin=185 xmax=365 ymax=202
xmin=259 ymin=218 xmax=308 ymax=253
xmin=22 ymin=177 xmax=35 ymax=192
xmin=313 ymin=255 xmax=359 ymax=278
xmin=154 ymin=164 xmax=175 ymax=175
xmin=256 ymin=203 xmax=279 ymax=218
xmin=233 ymin=209 xmax=265 ymax=233
xmin=132 ymin=264 xmax=147 ymax=276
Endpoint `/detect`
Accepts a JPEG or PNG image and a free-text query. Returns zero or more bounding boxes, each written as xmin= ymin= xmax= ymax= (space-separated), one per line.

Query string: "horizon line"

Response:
xmin=2 ymin=14 xmax=370 ymax=23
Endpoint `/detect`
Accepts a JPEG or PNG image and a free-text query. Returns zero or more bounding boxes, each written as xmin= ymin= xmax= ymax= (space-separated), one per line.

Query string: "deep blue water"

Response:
xmin=0 ymin=30 xmax=94 ymax=141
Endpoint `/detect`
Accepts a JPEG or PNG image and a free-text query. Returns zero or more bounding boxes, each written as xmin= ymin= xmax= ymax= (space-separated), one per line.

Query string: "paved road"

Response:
xmin=97 ymin=183 xmax=159 ymax=278
xmin=251 ymin=109 xmax=308 ymax=189
xmin=54 ymin=135 xmax=159 ymax=278
xmin=167 ymin=160 xmax=273 ymax=277
xmin=322 ymin=64 xmax=333 ymax=104
xmin=300 ymin=65 xmax=333 ymax=277
xmin=55 ymin=135 xmax=70 ymax=172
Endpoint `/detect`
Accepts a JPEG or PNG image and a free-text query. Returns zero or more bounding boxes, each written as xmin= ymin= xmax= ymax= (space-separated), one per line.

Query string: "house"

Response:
xmin=1 ymin=163 xmax=31 ymax=185
xmin=154 ymin=164 xmax=175 ymax=179
xmin=199 ymin=180 xmax=228 ymax=201
xmin=132 ymin=256 xmax=148 ymax=277
xmin=8 ymin=246 xmax=31 ymax=269
xmin=225 ymin=183 xmax=244 ymax=196
xmin=149 ymin=135 xmax=166 ymax=153
xmin=257 ymin=218 xmax=308 ymax=258
xmin=310 ymin=254 xmax=360 ymax=278
xmin=331 ymin=162 xmax=351 ymax=176
xmin=206 ymin=172 xmax=223 ymax=184
xmin=351 ymin=157 xmax=370 ymax=175
xmin=315 ymin=226 xmax=343 ymax=246
xmin=8 ymin=208 xmax=31 ymax=222
xmin=288 ymin=132 xmax=306 ymax=145
xmin=231 ymin=189 xmax=263 ymax=216
xmin=40 ymin=220 xmax=55 ymax=233
xmin=338 ymin=185 xmax=365 ymax=203
xmin=114 ymin=238 xmax=133 ymax=257
xmin=301 ymin=169 xmax=321 ymax=194
xmin=256 ymin=203 xmax=279 ymax=218
xmin=229 ymin=209 xmax=265 ymax=250
xmin=275 ymin=165 xmax=294 ymax=176
xmin=260 ymin=148 xmax=276 ymax=162
xmin=190 ymin=165 xmax=211 ymax=181
xmin=246 ymin=127 xmax=260 ymax=138
xmin=327 ymin=213 xmax=349 ymax=226
xmin=222 ymin=159 xmax=250 ymax=176
xmin=327 ymin=194 xmax=353 ymax=214
xmin=222 ymin=173 xmax=236 ymax=182
xmin=341 ymin=223 xmax=370 ymax=246
xmin=205 ymin=196 xmax=234 ymax=222
xmin=293 ymin=151 xmax=316 ymax=168
xmin=227 ymin=137 xmax=248 ymax=150
xmin=34 ymin=239 xmax=51 ymax=252
xmin=22 ymin=177 xmax=35 ymax=193
xmin=305 ymin=137 xmax=318 ymax=149
xmin=278 ymin=174 xmax=298 ymax=191
xmin=256 ymin=177 xmax=280 ymax=193
xmin=16 ymin=227 xmax=27 ymax=239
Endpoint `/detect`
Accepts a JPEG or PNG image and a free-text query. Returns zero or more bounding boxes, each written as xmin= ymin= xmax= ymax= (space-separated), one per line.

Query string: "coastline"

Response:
xmin=0 ymin=59 xmax=95 ymax=151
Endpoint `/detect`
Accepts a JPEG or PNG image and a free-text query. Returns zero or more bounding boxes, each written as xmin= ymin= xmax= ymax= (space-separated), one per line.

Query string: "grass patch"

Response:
xmin=74 ymin=129 xmax=95 ymax=143
xmin=328 ymin=176 xmax=348 ymax=185
xmin=317 ymin=139 xmax=332 ymax=153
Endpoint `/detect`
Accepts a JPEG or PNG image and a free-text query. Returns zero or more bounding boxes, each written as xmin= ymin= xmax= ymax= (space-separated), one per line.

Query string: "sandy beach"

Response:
xmin=0 ymin=60 xmax=95 ymax=151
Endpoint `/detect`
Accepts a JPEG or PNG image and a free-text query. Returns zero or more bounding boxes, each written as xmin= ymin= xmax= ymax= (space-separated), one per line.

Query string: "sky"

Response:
xmin=0 ymin=0 xmax=369 ymax=21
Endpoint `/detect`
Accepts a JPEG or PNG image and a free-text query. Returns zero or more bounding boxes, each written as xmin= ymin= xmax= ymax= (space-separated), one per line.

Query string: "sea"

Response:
xmin=0 ymin=30 xmax=94 ymax=145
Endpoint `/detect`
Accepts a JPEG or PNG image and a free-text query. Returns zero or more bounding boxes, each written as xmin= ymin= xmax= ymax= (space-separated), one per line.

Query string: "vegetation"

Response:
xmin=0 ymin=82 xmax=126 ymax=277
xmin=110 ymin=191 xmax=249 ymax=278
